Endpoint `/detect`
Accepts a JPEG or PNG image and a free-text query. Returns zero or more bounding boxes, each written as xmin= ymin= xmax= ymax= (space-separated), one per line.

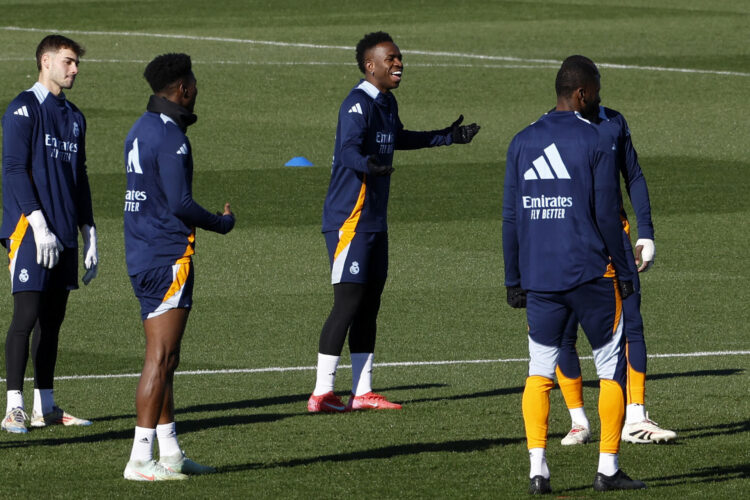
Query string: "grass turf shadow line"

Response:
xmin=577 ymin=368 xmax=744 ymax=389
xmin=219 ymin=436 xmax=524 ymax=473
xmin=174 ymin=383 xmax=448 ymax=414
xmin=677 ymin=419 xmax=750 ymax=439
xmin=406 ymin=385 xmax=524 ymax=404
xmin=0 ymin=413 xmax=296 ymax=450
xmin=643 ymin=463 xmax=750 ymax=486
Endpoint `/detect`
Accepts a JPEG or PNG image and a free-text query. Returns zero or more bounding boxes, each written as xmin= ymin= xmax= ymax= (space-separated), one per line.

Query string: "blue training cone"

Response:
xmin=285 ymin=156 xmax=314 ymax=167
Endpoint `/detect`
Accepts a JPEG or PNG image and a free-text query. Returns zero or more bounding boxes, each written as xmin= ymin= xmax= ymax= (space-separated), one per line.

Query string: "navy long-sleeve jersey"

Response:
xmin=123 ymin=110 xmax=234 ymax=276
xmin=322 ymin=80 xmax=454 ymax=233
xmin=502 ymin=111 xmax=634 ymax=292
xmin=1 ymin=82 xmax=94 ymax=248
xmin=597 ymin=106 xmax=654 ymax=240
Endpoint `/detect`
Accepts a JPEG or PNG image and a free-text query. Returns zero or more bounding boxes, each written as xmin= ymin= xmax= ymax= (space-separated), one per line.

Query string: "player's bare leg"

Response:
xmin=125 ymin=309 xmax=191 ymax=481
xmin=136 ymin=308 xmax=188 ymax=428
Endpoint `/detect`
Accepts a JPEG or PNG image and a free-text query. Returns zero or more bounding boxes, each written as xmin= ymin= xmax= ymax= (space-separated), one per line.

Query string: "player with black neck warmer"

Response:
xmin=122 ymin=52 xmax=234 ymax=481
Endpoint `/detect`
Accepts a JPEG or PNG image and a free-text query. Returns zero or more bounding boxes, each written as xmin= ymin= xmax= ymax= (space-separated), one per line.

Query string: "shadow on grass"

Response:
xmin=561 ymin=462 xmax=749 ymax=494
xmin=643 ymin=463 xmax=750 ymax=486
xmin=577 ymin=368 xmax=744 ymax=389
xmin=175 ymin=382 xmax=448 ymax=415
xmin=220 ymin=436 xmax=524 ymax=473
xmin=679 ymin=419 xmax=750 ymax=439
xmin=0 ymin=413 xmax=296 ymax=450
xmin=407 ymin=385 xmax=524 ymax=404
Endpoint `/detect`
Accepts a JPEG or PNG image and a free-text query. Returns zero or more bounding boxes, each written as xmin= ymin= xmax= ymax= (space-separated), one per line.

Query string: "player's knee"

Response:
xmin=146 ymin=345 xmax=181 ymax=372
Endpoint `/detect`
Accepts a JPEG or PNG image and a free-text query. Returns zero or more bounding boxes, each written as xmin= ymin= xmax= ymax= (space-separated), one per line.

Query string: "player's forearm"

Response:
xmin=627 ymin=176 xmax=654 ymax=240
xmin=75 ymin=168 xmax=95 ymax=228
xmin=395 ymin=129 xmax=451 ymax=150
xmin=502 ymin=221 xmax=521 ymax=287
xmin=339 ymin=143 xmax=370 ymax=173
xmin=3 ymin=161 xmax=41 ymax=214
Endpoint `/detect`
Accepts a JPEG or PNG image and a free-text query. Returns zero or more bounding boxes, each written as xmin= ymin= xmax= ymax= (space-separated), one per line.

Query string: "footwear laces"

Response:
xmin=364 ymin=392 xmax=387 ymax=401
xmin=7 ymin=408 xmax=28 ymax=424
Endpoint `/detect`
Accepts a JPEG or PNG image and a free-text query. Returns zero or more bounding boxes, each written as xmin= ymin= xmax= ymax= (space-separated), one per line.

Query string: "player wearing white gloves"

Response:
xmin=0 ymin=35 xmax=97 ymax=434
xmin=549 ymin=56 xmax=676 ymax=447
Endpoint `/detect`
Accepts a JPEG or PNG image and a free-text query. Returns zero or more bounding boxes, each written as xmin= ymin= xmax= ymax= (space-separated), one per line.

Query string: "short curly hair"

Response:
xmin=555 ymin=55 xmax=599 ymax=97
xmin=143 ymin=53 xmax=193 ymax=93
xmin=355 ymin=31 xmax=394 ymax=74
xmin=35 ymin=35 xmax=85 ymax=71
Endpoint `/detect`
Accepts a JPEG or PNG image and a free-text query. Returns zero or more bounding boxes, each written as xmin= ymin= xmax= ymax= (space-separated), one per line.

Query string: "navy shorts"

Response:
xmin=526 ymin=276 xmax=626 ymax=385
xmin=5 ymin=224 xmax=78 ymax=293
xmin=130 ymin=258 xmax=194 ymax=320
xmin=324 ymin=231 xmax=388 ymax=285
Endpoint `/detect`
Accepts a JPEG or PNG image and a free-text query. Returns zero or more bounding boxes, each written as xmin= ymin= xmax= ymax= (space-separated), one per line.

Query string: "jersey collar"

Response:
xmin=356 ymin=79 xmax=381 ymax=100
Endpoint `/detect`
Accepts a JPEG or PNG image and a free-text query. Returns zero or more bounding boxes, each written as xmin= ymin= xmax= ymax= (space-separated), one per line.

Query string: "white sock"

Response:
xmin=528 ymin=448 xmax=550 ymax=479
xmin=351 ymin=352 xmax=373 ymax=396
xmin=625 ymin=403 xmax=646 ymax=424
xmin=6 ymin=390 xmax=24 ymax=413
xmin=597 ymin=453 xmax=619 ymax=476
xmin=156 ymin=422 xmax=182 ymax=458
xmin=569 ymin=407 xmax=589 ymax=429
xmin=33 ymin=389 xmax=55 ymax=415
xmin=313 ymin=353 xmax=340 ymax=396
xmin=130 ymin=426 xmax=156 ymax=463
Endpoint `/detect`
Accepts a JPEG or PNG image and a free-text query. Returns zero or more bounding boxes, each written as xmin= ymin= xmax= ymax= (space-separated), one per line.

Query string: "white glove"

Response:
xmin=26 ymin=210 xmax=63 ymax=269
xmin=80 ymin=224 xmax=98 ymax=285
xmin=635 ymin=238 xmax=655 ymax=272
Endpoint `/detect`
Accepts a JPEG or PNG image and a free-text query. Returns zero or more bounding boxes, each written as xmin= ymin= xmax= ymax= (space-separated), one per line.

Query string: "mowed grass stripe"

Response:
xmin=2 ymin=25 xmax=748 ymax=77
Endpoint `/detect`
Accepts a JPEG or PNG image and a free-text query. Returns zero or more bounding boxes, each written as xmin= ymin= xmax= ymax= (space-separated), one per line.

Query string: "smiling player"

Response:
xmin=309 ymin=31 xmax=480 ymax=413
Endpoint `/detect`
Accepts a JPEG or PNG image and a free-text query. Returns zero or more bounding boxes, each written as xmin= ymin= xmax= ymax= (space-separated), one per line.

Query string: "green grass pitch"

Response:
xmin=0 ymin=0 xmax=748 ymax=498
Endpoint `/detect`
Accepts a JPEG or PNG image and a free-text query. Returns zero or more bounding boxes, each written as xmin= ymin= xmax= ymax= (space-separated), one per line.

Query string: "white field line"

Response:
xmin=0 ymin=56 xmax=556 ymax=70
xmin=1 ymin=26 xmax=748 ymax=77
xmin=3 ymin=350 xmax=747 ymax=383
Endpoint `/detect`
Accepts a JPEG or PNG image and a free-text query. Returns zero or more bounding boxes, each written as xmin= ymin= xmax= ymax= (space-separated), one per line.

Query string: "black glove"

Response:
xmin=449 ymin=114 xmax=480 ymax=144
xmin=618 ymin=280 xmax=635 ymax=300
xmin=506 ymin=286 xmax=527 ymax=308
xmin=366 ymin=155 xmax=394 ymax=176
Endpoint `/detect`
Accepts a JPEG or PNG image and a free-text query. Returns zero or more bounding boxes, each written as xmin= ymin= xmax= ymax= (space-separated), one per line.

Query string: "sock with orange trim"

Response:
xmin=556 ymin=366 xmax=589 ymax=429
xmin=522 ymin=376 xmax=554 ymax=450
xmin=598 ymin=379 xmax=625 ymax=455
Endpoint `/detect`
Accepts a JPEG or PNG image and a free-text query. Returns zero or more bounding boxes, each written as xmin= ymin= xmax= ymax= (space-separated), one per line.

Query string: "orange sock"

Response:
xmin=598 ymin=379 xmax=625 ymax=454
xmin=626 ymin=344 xmax=646 ymax=406
xmin=556 ymin=365 xmax=584 ymax=410
xmin=523 ymin=376 xmax=555 ymax=449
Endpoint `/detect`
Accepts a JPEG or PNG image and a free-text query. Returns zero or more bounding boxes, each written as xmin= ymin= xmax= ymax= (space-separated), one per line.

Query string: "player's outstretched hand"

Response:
xmin=215 ymin=202 xmax=236 ymax=234
xmin=635 ymin=238 xmax=655 ymax=272
xmin=506 ymin=286 xmax=527 ymax=308
xmin=367 ymin=155 xmax=394 ymax=176
xmin=450 ymin=114 xmax=480 ymax=144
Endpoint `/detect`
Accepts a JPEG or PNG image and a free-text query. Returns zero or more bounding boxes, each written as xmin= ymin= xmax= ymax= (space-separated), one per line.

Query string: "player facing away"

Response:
xmin=122 ymin=53 xmax=235 ymax=481
xmin=1 ymin=35 xmax=98 ymax=434
xmin=503 ymin=57 xmax=646 ymax=493
xmin=554 ymin=56 xmax=675 ymax=447
xmin=309 ymin=31 xmax=480 ymax=413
